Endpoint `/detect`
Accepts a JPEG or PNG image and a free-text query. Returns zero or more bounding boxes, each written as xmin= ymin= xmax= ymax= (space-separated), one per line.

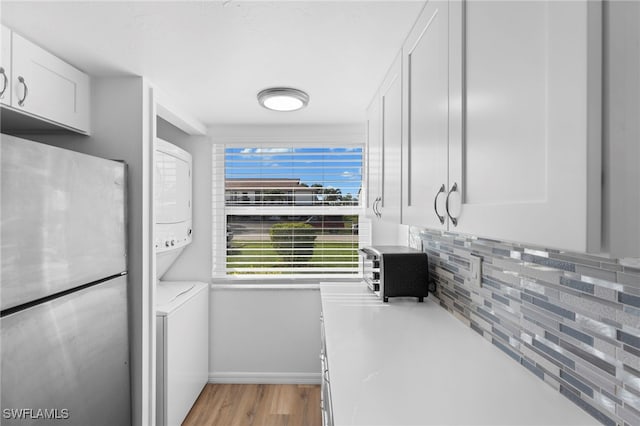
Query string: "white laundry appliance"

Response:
xmin=154 ymin=138 xmax=209 ymax=426
xmin=156 ymin=281 xmax=209 ymax=426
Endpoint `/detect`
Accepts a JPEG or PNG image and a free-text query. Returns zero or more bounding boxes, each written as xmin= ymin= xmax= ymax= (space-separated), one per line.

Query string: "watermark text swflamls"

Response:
xmin=2 ymin=408 xmax=70 ymax=420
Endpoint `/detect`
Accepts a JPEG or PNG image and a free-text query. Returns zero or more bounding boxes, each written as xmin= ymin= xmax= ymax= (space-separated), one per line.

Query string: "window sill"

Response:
xmin=210 ymin=277 xmax=362 ymax=290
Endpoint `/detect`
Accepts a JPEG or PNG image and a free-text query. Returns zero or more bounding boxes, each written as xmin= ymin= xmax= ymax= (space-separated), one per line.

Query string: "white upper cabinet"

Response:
xmin=379 ymin=53 xmax=403 ymax=223
xmin=401 ymin=1 xmax=449 ymax=228
xmin=1 ymin=25 xmax=11 ymax=106
xmin=366 ymin=94 xmax=382 ymax=220
xmin=605 ymin=1 xmax=640 ymax=259
xmin=446 ymin=0 xmax=601 ymax=252
xmin=366 ymin=52 xmax=402 ymax=224
xmin=11 ymin=32 xmax=90 ymax=133
xmin=393 ymin=0 xmax=601 ymax=252
xmin=1 ymin=25 xmax=90 ymax=134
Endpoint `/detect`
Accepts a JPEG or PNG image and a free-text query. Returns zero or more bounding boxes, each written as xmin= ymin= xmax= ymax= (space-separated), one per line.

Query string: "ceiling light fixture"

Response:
xmin=257 ymin=87 xmax=309 ymax=112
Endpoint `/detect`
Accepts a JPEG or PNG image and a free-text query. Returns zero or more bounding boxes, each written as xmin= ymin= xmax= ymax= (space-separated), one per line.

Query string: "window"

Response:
xmin=223 ymin=146 xmax=364 ymax=277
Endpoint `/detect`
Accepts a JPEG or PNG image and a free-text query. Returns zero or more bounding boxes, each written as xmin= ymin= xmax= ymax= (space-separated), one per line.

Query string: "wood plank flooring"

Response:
xmin=182 ymin=384 xmax=321 ymax=426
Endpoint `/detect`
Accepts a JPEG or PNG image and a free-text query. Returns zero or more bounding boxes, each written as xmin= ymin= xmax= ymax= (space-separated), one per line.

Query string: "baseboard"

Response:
xmin=209 ymin=371 xmax=321 ymax=385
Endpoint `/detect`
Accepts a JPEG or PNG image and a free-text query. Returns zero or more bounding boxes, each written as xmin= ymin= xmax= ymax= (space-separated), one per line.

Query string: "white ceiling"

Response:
xmin=1 ymin=1 xmax=424 ymax=126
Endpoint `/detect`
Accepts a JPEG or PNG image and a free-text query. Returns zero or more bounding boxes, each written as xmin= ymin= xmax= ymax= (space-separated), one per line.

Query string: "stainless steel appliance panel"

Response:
xmin=1 ymin=135 xmax=126 ymax=310
xmin=1 ymin=275 xmax=130 ymax=426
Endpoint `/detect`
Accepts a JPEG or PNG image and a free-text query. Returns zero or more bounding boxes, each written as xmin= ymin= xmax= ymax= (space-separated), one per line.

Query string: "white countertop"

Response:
xmin=320 ymin=282 xmax=598 ymax=426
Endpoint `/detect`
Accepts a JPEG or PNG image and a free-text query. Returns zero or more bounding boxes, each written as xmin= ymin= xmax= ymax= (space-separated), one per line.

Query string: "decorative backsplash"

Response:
xmin=409 ymin=227 xmax=640 ymax=426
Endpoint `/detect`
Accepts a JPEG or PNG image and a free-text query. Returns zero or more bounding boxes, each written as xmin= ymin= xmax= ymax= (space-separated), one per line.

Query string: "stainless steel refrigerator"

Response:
xmin=1 ymin=134 xmax=131 ymax=425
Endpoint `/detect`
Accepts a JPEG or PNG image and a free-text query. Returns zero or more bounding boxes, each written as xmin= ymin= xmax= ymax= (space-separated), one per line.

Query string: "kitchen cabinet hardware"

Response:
xmin=0 ymin=67 xmax=7 ymax=98
xmin=445 ymin=182 xmax=459 ymax=226
xmin=433 ymin=184 xmax=446 ymax=224
xmin=373 ymin=196 xmax=382 ymax=218
xmin=17 ymin=75 xmax=27 ymax=106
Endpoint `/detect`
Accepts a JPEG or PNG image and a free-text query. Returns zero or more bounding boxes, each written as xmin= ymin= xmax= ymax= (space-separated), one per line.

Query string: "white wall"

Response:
xmin=371 ymin=220 xmax=409 ymax=246
xmin=210 ymin=123 xmax=365 ymax=142
xmin=20 ymin=77 xmax=153 ymax=426
xmin=205 ymin=123 xmax=363 ymax=383
xmin=209 ymin=286 xmax=321 ymax=384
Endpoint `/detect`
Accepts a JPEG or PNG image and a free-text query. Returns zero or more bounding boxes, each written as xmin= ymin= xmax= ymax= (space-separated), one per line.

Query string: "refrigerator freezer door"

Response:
xmin=1 ymin=134 xmax=126 ymax=310
xmin=1 ymin=275 xmax=130 ymax=425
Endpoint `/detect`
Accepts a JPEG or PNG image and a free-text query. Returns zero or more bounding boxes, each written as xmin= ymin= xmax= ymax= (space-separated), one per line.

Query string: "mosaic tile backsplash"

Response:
xmin=409 ymin=227 xmax=640 ymax=426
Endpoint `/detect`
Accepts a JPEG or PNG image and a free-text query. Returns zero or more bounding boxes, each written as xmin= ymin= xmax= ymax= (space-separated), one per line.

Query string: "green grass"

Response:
xmin=227 ymin=241 xmax=359 ymax=272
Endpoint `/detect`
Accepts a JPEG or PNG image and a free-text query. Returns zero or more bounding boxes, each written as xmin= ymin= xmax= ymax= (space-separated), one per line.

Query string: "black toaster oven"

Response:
xmin=359 ymin=245 xmax=429 ymax=302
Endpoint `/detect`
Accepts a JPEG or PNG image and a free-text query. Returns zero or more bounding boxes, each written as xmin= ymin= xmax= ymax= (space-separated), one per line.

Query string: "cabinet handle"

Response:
xmin=433 ymin=184 xmax=446 ymax=225
xmin=0 ymin=67 xmax=7 ymax=98
xmin=445 ymin=182 xmax=459 ymax=227
xmin=373 ymin=196 xmax=381 ymax=218
xmin=17 ymin=76 xmax=28 ymax=106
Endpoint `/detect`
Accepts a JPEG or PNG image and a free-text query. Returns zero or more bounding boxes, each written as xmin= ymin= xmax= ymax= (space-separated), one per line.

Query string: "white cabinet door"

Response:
xmin=379 ymin=53 xmax=402 ymax=223
xmin=401 ymin=1 xmax=449 ymax=228
xmin=605 ymin=1 xmax=640 ymax=259
xmin=366 ymin=96 xmax=382 ymax=219
xmin=11 ymin=32 xmax=90 ymax=133
xmin=0 ymin=25 xmax=11 ymax=106
xmin=448 ymin=0 xmax=601 ymax=252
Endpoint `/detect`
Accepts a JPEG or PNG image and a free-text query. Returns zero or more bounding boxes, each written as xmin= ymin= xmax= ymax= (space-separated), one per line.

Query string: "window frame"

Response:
xmin=212 ymin=135 xmax=369 ymax=280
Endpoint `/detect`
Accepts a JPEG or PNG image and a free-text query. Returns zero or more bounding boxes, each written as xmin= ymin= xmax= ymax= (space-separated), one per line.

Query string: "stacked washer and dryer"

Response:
xmin=154 ymin=138 xmax=209 ymax=426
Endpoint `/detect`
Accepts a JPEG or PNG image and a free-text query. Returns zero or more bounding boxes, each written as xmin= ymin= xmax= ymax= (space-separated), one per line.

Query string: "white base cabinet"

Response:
xmin=319 ymin=312 xmax=333 ymax=426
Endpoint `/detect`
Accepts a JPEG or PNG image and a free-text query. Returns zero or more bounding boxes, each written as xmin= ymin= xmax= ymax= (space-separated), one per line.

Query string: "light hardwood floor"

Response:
xmin=182 ymin=384 xmax=322 ymax=426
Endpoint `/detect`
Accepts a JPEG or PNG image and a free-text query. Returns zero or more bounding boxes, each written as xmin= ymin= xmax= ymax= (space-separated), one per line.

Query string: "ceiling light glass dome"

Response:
xmin=257 ymin=87 xmax=309 ymax=112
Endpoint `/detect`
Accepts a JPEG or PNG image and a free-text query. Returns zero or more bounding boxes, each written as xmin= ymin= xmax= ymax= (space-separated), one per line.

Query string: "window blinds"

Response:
xmin=222 ymin=145 xmax=366 ymax=277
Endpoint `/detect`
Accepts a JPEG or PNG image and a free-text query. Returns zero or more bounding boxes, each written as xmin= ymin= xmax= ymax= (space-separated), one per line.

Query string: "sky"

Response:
xmin=225 ymin=147 xmax=363 ymax=198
